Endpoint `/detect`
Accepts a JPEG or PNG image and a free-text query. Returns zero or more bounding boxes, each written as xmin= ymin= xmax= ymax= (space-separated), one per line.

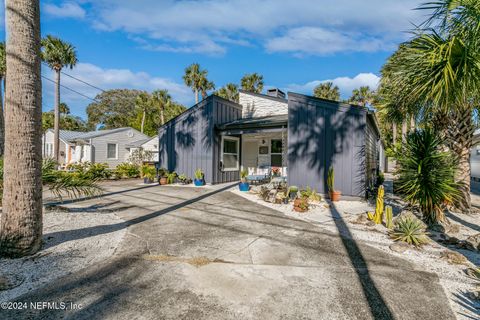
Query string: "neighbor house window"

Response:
xmin=271 ymin=139 xmax=283 ymax=167
xmin=221 ymin=136 xmax=239 ymax=171
xmin=45 ymin=143 xmax=53 ymax=157
xmin=107 ymin=143 xmax=118 ymax=159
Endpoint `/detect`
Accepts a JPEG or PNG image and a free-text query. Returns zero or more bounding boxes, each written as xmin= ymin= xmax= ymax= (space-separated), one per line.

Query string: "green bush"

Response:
xmin=396 ymin=128 xmax=461 ymax=224
xmin=389 ymin=216 xmax=429 ymax=247
xmin=140 ymin=165 xmax=156 ymax=180
xmin=115 ymin=163 xmax=140 ymax=178
xmin=67 ymin=162 xmax=112 ymax=180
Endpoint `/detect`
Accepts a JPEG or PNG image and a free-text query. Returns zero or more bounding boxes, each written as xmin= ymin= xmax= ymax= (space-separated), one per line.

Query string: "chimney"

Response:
xmin=266 ymin=88 xmax=286 ymax=99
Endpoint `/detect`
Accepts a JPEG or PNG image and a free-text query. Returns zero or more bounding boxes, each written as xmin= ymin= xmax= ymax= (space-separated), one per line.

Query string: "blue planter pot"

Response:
xmin=194 ymin=179 xmax=205 ymax=186
xmin=239 ymin=182 xmax=250 ymax=192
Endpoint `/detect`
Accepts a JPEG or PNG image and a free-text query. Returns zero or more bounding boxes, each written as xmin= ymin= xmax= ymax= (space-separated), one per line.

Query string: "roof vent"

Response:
xmin=266 ymin=88 xmax=286 ymax=99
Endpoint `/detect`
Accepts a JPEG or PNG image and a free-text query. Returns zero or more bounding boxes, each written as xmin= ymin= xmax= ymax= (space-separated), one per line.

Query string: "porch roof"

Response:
xmin=217 ymin=114 xmax=288 ymax=132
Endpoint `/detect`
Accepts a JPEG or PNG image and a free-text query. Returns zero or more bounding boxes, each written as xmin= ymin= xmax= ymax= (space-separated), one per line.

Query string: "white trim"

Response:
xmin=221 ymin=136 xmax=240 ymax=171
xmin=107 ymin=143 xmax=118 ymax=160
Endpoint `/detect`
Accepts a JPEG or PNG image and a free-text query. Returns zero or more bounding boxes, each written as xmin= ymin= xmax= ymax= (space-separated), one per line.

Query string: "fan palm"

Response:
xmin=349 ymin=86 xmax=375 ymax=107
xmin=383 ymin=1 xmax=480 ymax=211
xmin=241 ymin=73 xmax=264 ymax=93
xmin=183 ymin=63 xmax=209 ymax=104
xmin=151 ymin=89 xmax=172 ymax=126
xmin=313 ymin=82 xmax=340 ymax=101
xmin=41 ymin=35 xmax=77 ymax=163
xmin=199 ymin=76 xmax=215 ymax=100
xmin=215 ymin=83 xmax=239 ymax=102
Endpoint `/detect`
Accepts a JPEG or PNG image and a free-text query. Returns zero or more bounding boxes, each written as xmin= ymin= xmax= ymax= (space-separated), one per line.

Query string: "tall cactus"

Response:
xmin=374 ymin=186 xmax=384 ymax=224
xmin=385 ymin=205 xmax=393 ymax=229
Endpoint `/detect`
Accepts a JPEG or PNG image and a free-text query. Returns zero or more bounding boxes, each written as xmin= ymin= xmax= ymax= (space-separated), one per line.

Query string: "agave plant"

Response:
xmin=389 ymin=216 xmax=430 ymax=247
xmin=396 ymin=128 xmax=461 ymax=224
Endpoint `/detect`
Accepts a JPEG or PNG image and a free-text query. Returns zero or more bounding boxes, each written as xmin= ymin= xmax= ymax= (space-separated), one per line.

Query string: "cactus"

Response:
xmin=373 ymin=186 xmax=384 ymax=224
xmin=385 ymin=205 xmax=393 ymax=229
xmin=367 ymin=211 xmax=375 ymax=221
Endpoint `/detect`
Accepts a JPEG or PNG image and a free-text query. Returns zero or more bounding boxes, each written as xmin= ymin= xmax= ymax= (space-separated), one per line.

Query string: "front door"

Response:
xmin=242 ymin=140 xmax=258 ymax=173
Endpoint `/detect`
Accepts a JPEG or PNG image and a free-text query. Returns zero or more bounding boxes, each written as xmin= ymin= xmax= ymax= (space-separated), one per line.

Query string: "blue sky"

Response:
xmin=0 ymin=0 xmax=424 ymax=118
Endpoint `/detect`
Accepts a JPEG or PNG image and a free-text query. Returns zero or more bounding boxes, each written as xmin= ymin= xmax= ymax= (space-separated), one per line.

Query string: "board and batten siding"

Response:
xmin=158 ymin=95 xmax=242 ymax=184
xmin=365 ymin=114 xmax=381 ymax=189
xmin=239 ymin=91 xmax=288 ymax=118
xmin=90 ymin=128 xmax=150 ymax=168
xmin=287 ymin=93 xmax=367 ymax=197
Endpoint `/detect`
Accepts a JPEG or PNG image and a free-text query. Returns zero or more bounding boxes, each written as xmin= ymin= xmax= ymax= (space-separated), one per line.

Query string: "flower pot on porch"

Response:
xmin=239 ymin=182 xmax=250 ymax=192
xmin=194 ymin=179 xmax=205 ymax=186
xmin=159 ymin=177 xmax=168 ymax=185
xmin=329 ymin=190 xmax=341 ymax=202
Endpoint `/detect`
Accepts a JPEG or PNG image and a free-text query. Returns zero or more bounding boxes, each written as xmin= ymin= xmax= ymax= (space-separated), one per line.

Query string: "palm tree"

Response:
xmin=151 ymin=89 xmax=172 ymax=126
xmin=59 ymin=102 xmax=70 ymax=115
xmin=183 ymin=63 xmax=209 ymax=104
xmin=199 ymin=76 xmax=215 ymax=100
xmin=241 ymin=73 xmax=264 ymax=93
xmin=0 ymin=42 xmax=5 ymax=156
xmin=215 ymin=83 xmax=239 ymax=102
xmin=313 ymin=82 xmax=340 ymax=101
xmin=41 ymin=35 xmax=77 ymax=163
xmin=0 ymin=0 xmax=43 ymax=257
xmin=135 ymin=92 xmax=152 ymax=134
xmin=349 ymin=86 xmax=374 ymax=107
xmin=383 ymin=0 xmax=480 ymax=211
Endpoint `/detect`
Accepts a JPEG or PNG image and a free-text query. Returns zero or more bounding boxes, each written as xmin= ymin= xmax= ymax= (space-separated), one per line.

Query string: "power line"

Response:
xmin=41 ymin=62 xmax=107 ymax=93
xmin=41 ymin=75 xmax=99 ymax=102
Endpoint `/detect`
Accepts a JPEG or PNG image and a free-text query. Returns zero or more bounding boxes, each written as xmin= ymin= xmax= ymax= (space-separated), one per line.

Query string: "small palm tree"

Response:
xmin=135 ymin=92 xmax=152 ymax=134
xmin=199 ymin=76 xmax=215 ymax=100
xmin=0 ymin=42 xmax=5 ymax=156
xmin=313 ymin=82 xmax=340 ymax=101
xmin=151 ymin=89 xmax=172 ymax=126
xmin=41 ymin=35 xmax=78 ymax=162
xmin=59 ymin=102 xmax=70 ymax=116
xmin=183 ymin=63 xmax=209 ymax=104
xmin=349 ymin=86 xmax=374 ymax=106
xmin=215 ymin=83 xmax=239 ymax=102
xmin=241 ymin=73 xmax=264 ymax=93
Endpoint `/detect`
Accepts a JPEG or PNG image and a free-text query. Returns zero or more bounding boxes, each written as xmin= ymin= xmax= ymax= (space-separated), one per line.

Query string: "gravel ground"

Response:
xmin=231 ymin=187 xmax=480 ymax=319
xmin=0 ymin=207 xmax=126 ymax=302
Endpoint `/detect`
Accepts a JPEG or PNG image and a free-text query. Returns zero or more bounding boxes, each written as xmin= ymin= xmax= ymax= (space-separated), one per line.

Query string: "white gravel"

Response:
xmin=0 ymin=207 xmax=126 ymax=302
xmin=231 ymin=187 xmax=480 ymax=320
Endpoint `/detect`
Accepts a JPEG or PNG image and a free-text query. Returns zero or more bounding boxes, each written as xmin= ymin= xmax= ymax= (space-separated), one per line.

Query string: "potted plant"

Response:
xmin=141 ymin=165 xmax=156 ymax=184
xmin=166 ymin=171 xmax=177 ymax=184
xmin=194 ymin=168 xmax=205 ymax=186
xmin=271 ymin=167 xmax=281 ymax=177
xmin=288 ymin=186 xmax=298 ymax=200
xmin=293 ymin=197 xmax=309 ymax=212
xmin=159 ymin=170 xmax=169 ymax=185
xmin=239 ymin=169 xmax=249 ymax=191
xmin=327 ymin=166 xmax=341 ymax=201
xmin=178 ymin=174 xmax=191 ymax=185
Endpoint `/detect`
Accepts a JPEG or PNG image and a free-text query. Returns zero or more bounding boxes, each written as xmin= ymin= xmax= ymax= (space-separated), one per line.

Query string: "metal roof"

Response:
xmin=217 ymin=114 xmax=288 ymax=130
xmin=125 ymin=137 xmax=154 ymax=148
xmin=74 ymin=127 xmax=131 ymax=139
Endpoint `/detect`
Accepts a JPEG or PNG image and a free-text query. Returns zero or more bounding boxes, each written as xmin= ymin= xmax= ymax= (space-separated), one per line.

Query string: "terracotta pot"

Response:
xmin=159 ymin=177 xmax=168 ymax=185
xmin=329 ymin=190 xmax=341 ymax=202
xmin=293 ymin=205 xmax=307 ymax=213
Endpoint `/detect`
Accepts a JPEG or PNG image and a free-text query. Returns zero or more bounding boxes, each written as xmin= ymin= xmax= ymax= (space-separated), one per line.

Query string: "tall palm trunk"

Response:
xmin=0 ymin=75 xmax=4 ymax=156
xmin=445 ymin=105 xmax=475 ymax=212
xmin=160 ymin=108 xmax=165 ymax=126
xmin=401 ymin=119 xmax=407 ymax=144
xmin=141 ymin=110 xmax=146 ymax=134
xmin=392 ymin=122 xmax=397 ymax=147
xmin=194 ymin=88 xmax=199 ymax=104
xmin=0 ymin=0 xmax=43 ymax=257
xmin=410 ymin=114 xmax=415 ymax=132
xmin=53 ymin=68 xmax=60 ymax=163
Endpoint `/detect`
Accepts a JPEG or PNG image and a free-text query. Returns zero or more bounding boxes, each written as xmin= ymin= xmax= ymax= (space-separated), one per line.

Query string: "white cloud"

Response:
xmin=44 ymin=2 xmax=86 ymax=19
xmin=75 ymin=0 xmax=424 ymax=55
xmin=42 ymin=62 xmax=193 ymax=114
xmin=285 ymin=73 xmax=381 ymax=98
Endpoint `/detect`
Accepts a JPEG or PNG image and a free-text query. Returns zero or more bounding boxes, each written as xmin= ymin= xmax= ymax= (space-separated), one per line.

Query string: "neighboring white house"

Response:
xmin=125 ymin=135 xmax=159 ymax=162
xmin=42 ymin=127 xmax=150 ymax=168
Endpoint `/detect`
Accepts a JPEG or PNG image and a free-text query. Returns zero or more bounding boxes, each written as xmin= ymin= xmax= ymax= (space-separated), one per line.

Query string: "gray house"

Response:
xmin=158 ymin=89 xmax=382 ymax=197
xmin=43 ymin=127 xmax=150 ymax=168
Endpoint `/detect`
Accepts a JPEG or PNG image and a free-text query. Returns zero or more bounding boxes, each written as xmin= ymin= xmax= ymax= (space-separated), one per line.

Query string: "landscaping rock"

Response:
xmin=0 ymin=273 xmax=24 ymax=291
xmin=350 ymin=213 xmax=369 ymax=225
xmin=465 ymin=233 xmax=480 ymax=251
xmin=445 ymin=236 xmax=460 ymax=246
xmin=440 ymin=250 xmax=468 ymax=265
xmin=389 ymin=242 xmax=410 ymax=253
xmin=366 ymin=220 xmax=377 ymax=227
xmin=446 ymin=224 xmax=460 ymax=234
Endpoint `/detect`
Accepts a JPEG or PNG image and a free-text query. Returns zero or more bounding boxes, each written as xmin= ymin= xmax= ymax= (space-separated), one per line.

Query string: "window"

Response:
xmin=271 ymin=139 xmax=283 ymax=167
xmin=45 ymin=143 xmax=53 ymax=157
xmin=107 ymin=143 xmax=118 ymax=159
xmin=221 ymin=136 xmax=239 ymax=171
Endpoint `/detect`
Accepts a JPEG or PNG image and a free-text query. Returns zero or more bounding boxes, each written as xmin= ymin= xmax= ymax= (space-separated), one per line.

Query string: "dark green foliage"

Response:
xmin=115 ymin=163 xmax=140 ymax=178
xmin=67 ymin=162 xmax=112 ymax=180
xmin=396 ymin=128 xmax=461 ymax=224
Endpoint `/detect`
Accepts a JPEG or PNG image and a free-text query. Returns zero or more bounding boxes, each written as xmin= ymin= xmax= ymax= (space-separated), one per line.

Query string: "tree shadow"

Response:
xmin=452 ymin=291 xmax=480 ymax=319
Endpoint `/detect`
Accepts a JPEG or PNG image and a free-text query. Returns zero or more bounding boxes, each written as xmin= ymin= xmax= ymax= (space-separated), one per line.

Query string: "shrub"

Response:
xmin=389 ymin=216 xmax=429 ymax=246
xmin=115 ymin=163 xmax=140 ymax=178
xmin=140 ymin=164 xmax=156 ymax=180
xmin=396 ymin=128 xmax=461 ymax=224
xmin=67 ymin=162 xmax=111 ymax=180
xmin=166 ymin=172 xmax=177 ymax=184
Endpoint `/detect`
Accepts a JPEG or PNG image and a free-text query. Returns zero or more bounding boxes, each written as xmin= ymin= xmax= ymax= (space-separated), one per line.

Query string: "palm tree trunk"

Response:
xmin=0 ymin=75 xmax=4 ymax=156
xmin=0 ymin=0 xmax=43 ymax=257
xmin=141 ymin=110 xmax=146 ymax=134
xmin=401 ymin=119 xmax=407 ymax=144
xmin=446 ymin=106 xmax=475 ymax=212
xmin=410 ymin=114 xmax=415 ymax=132
xmin=53 ymin=68 xmax=61 ymax=163
xmin=160 ymin=108 xmax=165 ymax=126
xmin=195 ymin=88 xmax=199 ymax=104
xmin=392 ymin=122 xmax=397 ymax=147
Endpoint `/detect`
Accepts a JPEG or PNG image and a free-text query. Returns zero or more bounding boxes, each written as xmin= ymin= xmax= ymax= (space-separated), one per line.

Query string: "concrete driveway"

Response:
xmin=6 ymin=182 xmax=454 ymax=319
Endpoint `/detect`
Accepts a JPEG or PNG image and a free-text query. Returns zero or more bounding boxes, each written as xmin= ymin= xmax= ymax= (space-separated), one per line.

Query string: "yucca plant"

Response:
xmin=389 ymin=216 xmax=430 ymax=247
xmin=396 ymin=128 xmax=461 ymax=224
